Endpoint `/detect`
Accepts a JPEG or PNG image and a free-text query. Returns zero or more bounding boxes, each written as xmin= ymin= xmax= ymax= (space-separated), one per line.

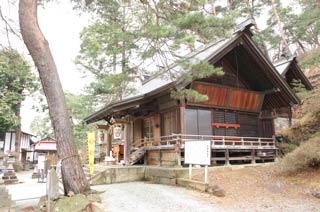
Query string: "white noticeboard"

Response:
xmin=38 ymin=155 xmax=46 ymax=170
xmin=185 ymin=140 xmax=211 ymax=165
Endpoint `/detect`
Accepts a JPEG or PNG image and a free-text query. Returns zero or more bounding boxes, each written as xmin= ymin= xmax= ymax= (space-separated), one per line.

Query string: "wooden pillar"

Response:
xmin=176 ymin=151 xmax=181 ymax=167
xmin=179 ymin=101 xmax=186 ymax=135
xmin=106 ymin=133 xmax=112 ymax=157
xmin=288 ymin=106 xmax=292 ymax=127
xmin=251 ymin=149 xmax=256 ymax=164
xmin=175 ymin=143 xmax=181 ymax=167
xmin=124 ymin=122 xmax=131 ymax=166
xmin=225 ymin=149 xmax=230 ymax=166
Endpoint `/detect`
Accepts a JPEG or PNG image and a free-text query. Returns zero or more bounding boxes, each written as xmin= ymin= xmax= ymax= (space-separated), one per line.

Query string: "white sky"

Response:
xmin=0 ymin=1 xmax=90 ymax=133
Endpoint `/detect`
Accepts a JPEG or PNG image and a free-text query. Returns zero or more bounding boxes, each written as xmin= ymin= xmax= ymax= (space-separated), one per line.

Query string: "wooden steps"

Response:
xmin=129 ymin=147 xmax=145 ymax=165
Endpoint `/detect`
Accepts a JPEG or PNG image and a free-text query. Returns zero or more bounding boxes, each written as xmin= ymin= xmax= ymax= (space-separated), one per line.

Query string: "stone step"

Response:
xmin=0 ymin=186 xmax=16 ymax=211
xmin=2 ymin=175 xmax=17 ymax=180
xmin=4 ymin=179 xmax=19 ymax=185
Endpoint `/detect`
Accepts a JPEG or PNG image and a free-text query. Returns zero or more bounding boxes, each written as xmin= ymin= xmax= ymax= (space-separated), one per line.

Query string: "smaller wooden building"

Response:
xmin=274 ymin=56 xmax=313 ymax=91
xmin=273 ymin=57 xmax=313 ymax=134
xmin=34 ymin=137 xmax=58 ymax=166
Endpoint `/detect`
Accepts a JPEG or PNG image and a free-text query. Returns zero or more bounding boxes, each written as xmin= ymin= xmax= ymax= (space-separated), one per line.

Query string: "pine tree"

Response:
xmin=78 ymin=0 xmax=236 ymax=102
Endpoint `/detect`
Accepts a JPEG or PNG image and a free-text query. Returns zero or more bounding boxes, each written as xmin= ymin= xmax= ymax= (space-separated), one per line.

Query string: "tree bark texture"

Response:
xmin=19 ymin=0 xmax=89 ymax=194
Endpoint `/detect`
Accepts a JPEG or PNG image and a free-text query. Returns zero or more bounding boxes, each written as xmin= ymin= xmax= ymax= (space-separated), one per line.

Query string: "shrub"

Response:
xmin=280 ymin=136 xmax=320 ymax=173
xmin=298 ymin=47 xmax=320 ymax=69
xmin=287 ymin=110 xmax=320 ymax=145
xmin=13 ymin=160 xmax=24 ymax=172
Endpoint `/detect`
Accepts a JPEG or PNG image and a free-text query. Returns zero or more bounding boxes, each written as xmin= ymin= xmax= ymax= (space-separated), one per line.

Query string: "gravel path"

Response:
xmin=6 ymin=170 xmax=46 ymax=210
xmin=92 ymin=182 xmax=221 ymax=212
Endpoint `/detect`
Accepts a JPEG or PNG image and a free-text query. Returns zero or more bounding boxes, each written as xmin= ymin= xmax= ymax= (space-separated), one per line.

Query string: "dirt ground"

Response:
xmin=193 ymin=164 xmax=320 ymax=212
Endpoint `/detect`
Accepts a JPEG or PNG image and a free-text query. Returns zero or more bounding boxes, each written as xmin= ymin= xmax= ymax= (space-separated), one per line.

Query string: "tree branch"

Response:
xmin=0 ymin=5 xmax=22 ymax=45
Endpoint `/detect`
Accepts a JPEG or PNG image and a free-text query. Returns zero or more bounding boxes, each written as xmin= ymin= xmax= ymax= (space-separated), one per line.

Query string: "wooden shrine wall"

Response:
xmin=190 ymin=82 xmax=264 ymax=113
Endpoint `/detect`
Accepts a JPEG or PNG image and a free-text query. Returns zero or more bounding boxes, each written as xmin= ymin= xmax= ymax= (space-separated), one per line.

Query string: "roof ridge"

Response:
xmin=273 ymin=56 xmax=295 ymax=67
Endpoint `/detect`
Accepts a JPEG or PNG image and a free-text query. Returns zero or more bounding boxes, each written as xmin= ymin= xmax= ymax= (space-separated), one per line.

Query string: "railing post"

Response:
xmin=272 ymin=135 xmax=276 ymax=147
xmin=225 ymin=149 xmax=230 ymax=166
xmin=251 ymin=149 xmax=256 ymax=164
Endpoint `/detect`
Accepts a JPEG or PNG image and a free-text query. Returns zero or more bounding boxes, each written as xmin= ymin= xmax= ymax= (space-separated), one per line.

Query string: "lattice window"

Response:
xmin=143 ymin=117 xmax=154 ymax=139
xmin=212 ymin=110 xmax=239 ymax=136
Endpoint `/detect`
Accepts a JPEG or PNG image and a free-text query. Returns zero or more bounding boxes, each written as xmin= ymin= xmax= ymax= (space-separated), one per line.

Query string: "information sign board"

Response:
xmin=185 ymin=140 xmax=211 ymax=165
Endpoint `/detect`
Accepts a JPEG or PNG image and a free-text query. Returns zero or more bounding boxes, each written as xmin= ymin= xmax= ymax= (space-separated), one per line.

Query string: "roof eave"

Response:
xmin=83 ymin=82 xmax=176 ymax=124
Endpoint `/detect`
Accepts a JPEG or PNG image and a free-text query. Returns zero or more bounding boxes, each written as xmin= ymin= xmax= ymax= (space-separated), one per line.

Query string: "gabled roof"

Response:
xmin=274 ymin=57 xmax=313 ymax=90
xmin=35 ymin=140 xmax=57 ymax=152
xmin=84 ymin=21 xmax=299 ymax=124
xmin=132 ymin=38 xmax=231 ymax=97
xmin=274 ymin=57 xmax=292 ymax=75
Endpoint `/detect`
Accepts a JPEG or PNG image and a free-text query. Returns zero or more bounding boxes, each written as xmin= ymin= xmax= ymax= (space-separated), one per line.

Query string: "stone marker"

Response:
xmin=2 ymin=164 xmax=19 ymax=184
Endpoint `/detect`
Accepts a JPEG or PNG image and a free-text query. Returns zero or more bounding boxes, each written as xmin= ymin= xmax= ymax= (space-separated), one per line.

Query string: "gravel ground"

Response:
xmin=92 ymin=182 xmax=221 ymax=212
xmin=194 ymin=165 xmax=320 ymax=212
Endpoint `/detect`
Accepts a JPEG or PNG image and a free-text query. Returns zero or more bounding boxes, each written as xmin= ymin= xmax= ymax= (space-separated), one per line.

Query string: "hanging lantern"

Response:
xmin=113 ymin=125 xmax=122 ymax=139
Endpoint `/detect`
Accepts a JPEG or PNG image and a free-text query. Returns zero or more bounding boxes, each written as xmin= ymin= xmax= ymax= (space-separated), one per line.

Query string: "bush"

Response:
xmin=298 ymin=47 xmax=320 ymax=69
xmin=287 ymin=110 xmax=320 ymax=145
xmin=13 ymin=160 xmax=24 ymax=172
xmin=280 ymin=136 xmax=320 ymax=173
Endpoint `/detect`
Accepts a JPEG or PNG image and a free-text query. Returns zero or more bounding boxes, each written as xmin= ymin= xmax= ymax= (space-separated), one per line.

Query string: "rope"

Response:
xmin=61 ymin=154 xmax=79 ymax=162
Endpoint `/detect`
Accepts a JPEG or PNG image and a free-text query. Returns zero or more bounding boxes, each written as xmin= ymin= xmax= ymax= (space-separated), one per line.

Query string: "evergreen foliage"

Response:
xmin=77 ymin=0 xmax=236 ymax=103
xmin=0 ymin=49 xmax=37 ymax=133
xmin=290 ymin=79 xmax=309 ymax=99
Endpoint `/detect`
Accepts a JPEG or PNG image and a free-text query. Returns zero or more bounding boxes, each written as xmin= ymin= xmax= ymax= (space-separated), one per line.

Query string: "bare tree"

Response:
xmin=19 ymin=0 xmax=89 ymax=194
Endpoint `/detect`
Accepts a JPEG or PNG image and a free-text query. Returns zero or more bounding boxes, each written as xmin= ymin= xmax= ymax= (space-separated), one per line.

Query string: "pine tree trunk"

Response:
xmin=210 ymin=0 xmax=216 ymax=16
xmin=19 ymin=0 xmax=89 ymax=194
xmin=245 ymin=1 xmax=270 ymax=60
xmin=271 ymin=0 xmax=292 ymax=57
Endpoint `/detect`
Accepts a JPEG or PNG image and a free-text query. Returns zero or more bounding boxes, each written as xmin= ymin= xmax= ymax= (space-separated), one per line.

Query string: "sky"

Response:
xmin=0 ymin=1 xmax=90 ymax=133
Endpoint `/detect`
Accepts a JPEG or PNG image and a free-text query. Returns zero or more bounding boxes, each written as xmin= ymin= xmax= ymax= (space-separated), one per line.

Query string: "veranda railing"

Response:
xmin=133 ymin=134 xmax=275 ymax=149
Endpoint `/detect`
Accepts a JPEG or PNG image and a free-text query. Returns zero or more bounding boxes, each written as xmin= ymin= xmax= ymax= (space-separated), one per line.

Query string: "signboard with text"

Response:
xmin=185 ymin=140 xmax=211 ymax=165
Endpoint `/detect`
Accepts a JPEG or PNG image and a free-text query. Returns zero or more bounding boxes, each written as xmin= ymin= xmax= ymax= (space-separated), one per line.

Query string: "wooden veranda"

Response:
xmin=131 ymin=134 xmax=276 ymax=166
